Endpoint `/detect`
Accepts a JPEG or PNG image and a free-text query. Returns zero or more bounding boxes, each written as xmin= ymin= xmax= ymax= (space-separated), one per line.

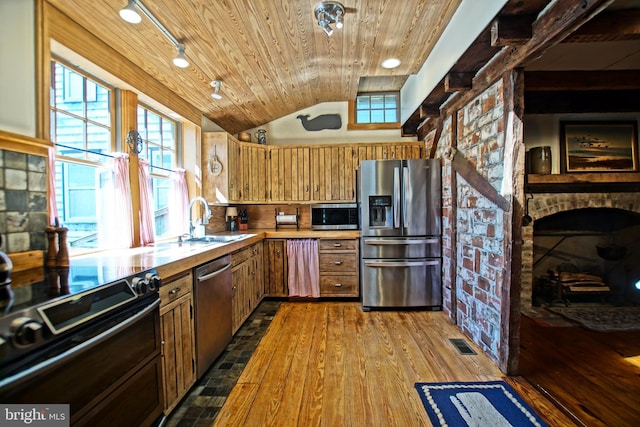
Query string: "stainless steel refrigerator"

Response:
xmin=358 ymin=159 xmax=441 ymax=310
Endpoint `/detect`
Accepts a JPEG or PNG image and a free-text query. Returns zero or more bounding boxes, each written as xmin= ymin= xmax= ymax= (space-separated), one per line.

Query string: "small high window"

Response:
xmin=348 ymin=92 xmax=401 ymax=130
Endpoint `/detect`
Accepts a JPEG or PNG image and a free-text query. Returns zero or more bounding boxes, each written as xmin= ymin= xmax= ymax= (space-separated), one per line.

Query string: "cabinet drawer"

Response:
xmin=160 ymin=272 xmax=192 ymax=306
xmin=319 ymin=239 xmax=358 ymax=252
xmin=232 ymin=246 xmax=252 ymax=266
xmin=319 ymin=274 xmax=358 ymax=295
xmin=319 ymin=253 xmax=358 ymax=272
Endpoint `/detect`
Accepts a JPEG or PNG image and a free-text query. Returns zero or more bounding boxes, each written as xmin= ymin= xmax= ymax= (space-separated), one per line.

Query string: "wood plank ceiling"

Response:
xmin=46 ymin=0 xmax=461 ymax=134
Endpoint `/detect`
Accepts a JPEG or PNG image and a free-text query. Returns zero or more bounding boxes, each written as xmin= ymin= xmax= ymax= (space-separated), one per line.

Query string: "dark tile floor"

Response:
xmin=164 ymin=300 xmax=282 ymax=427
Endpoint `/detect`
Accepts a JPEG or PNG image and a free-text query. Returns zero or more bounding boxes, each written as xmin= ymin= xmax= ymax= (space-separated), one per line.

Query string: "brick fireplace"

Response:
xmin=521 ymin=192 xmax=640 ymax=308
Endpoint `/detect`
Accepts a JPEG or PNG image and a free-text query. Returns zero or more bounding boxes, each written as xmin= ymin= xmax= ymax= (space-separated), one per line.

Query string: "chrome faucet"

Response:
xmin=188 ymin=196 xmax=212 ymax=239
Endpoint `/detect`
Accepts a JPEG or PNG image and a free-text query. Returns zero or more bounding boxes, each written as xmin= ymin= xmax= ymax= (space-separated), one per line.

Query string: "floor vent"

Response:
xmin=449 ymin=338 xmax=477 ymax=355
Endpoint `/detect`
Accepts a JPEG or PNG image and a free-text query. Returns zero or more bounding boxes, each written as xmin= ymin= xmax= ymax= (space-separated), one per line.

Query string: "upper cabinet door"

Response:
xmin=241 ymin=145 xmax=268 ymax=202
xmin=311 ymin=146 xmax=356 ymax=202
xmin=269 ymin=146 xmax=310 ymax=202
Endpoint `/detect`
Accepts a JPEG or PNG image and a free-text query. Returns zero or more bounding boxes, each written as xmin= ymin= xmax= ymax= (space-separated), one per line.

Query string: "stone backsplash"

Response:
xmin=0 ymin=149 xmax=49 ymax=254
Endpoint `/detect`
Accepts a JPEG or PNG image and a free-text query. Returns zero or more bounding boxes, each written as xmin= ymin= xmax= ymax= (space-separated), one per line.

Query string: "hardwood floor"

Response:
xmin=213 ymin=302 xmax=574 ymax=426
xmin=519 ymin=314 xmax=640 ymax=427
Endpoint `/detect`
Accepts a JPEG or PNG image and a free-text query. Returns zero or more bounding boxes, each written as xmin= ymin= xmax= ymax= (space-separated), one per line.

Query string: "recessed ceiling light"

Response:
xmin=381 ymin=58 xmax=401 ymax=69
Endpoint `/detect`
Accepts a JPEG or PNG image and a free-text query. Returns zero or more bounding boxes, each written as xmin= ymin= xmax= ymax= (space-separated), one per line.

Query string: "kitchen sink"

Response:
xmin=149 ymin=234 xmax=255 ymax=252
xmin=185 ymin=234 xmax=255 ymax=244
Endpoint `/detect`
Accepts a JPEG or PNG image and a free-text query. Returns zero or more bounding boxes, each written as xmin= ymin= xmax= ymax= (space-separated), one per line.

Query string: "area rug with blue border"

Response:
xmin=415 ymin=380 xmax=548 ymax=427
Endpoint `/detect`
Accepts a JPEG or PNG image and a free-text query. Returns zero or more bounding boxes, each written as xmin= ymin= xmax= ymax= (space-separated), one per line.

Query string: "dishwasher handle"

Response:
xmin=197 ymin=262 xmax=232 ymax=282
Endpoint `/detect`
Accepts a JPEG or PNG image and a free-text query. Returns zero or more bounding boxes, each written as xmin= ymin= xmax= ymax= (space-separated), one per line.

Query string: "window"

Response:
xmin=348 ymin=92 xmax=400 ymax=130
xmin=137 ymin=105 xmax=177 ymax=238
xmin=50 ymin=59 xmax=113 ymax=251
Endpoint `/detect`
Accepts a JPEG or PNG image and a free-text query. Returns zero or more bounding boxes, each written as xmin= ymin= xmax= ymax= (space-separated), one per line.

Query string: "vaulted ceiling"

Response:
xmin=46 ymin=0 xmax=640 ymax=137
xmin=47 ymin=0 xmax=461 ymax=134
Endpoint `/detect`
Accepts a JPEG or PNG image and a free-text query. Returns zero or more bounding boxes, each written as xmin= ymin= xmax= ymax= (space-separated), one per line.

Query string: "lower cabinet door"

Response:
xmin=160 ymin=293 xmax=196 ymax=414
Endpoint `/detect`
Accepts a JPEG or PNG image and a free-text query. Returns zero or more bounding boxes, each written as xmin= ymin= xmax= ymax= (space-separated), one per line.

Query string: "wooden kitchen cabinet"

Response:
xmin=203 ymin=134 xmax=424 ymax=204
xmin=269 ymin=146 xmax=311 ymax=202
xmin=202 ymin=132 xmax=242 ymax=203
xmin=241 ymin=144 xmax=268 ymax=202
xmin=311 ymin=146 xmax=357 ymax=202
xmin=231 ymin=242 xmax=265 ymax=333
xmin=203 ymin=132 xmax=267 ymax=203
xmin=355 ymin=141 xmax=424 ymax=162
xmin=264 ymin=239 xmax=288 ymax=296
xmin=159 ymin=272 xmax=196 ymax=415
xmin=318 ymin=238 xmax=359 ymax=297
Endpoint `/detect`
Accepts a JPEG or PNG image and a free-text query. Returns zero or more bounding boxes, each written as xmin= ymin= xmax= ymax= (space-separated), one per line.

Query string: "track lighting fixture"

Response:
xmin=210 ymin=80 xmax=223 ymax=100
xmin=119 ymin=0 xmax=141 ymax=23
xmin=314 ymin=1 xmax=345 ymax=36
xmin=173 ymin=44 xmax=189 ymax=68
xmin=119 ymin=0 xmax=188 ymax=68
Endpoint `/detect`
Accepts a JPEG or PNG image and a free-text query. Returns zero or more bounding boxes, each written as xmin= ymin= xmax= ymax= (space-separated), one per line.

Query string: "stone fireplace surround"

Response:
xmin=520 ymin=192 xmax=640 ymax=308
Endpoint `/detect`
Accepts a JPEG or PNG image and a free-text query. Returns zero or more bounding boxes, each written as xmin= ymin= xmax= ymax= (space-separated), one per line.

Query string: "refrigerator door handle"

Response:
xmin=364 ymin=260 xmax=440 ymax=268
xmin=403 ymin=166 xmax=409 ymax=228
xmin=363 ymin=238 xmax=440 ymax=245
xmin=393 ymin=167 xmax=400 ymax=228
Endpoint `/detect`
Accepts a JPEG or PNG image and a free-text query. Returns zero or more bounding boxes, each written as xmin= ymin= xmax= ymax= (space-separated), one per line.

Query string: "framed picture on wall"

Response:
xmin=560 ymin=121 xmax=639 ymax=173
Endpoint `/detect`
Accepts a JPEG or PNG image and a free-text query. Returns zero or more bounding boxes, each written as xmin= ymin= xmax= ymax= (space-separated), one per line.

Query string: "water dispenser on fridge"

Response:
xmin=368 ymin=195 xmax=393 ymax=228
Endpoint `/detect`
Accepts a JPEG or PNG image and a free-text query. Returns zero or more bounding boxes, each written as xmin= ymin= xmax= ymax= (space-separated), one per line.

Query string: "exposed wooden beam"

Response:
xmin=442 ymin=0 xmax=616 ymax=115
xmin=524 ymin=89 xmax=640 ymax=114
xmin=444 ymin=72 xmax=473 ymax=92
xmin=420 ymin=104 xmax=440 ymax=118
xmin=525 ymin=70 xmax=640 ymax=91
xmin=563 ymin=9 xmax=640 ymax=42
xmin=490 ymin=15 xmax=535 ymax=47
xmin=445 ymin=147 xmax=511 ymax=212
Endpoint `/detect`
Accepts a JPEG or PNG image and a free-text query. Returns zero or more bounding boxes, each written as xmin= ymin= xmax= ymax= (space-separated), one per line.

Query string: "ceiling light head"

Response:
xmin=381 ymin=58 xmax=401 ymax=69
xmin=314 ymin=1 xmax=345 ymax=36
xmin=173 ymin=44 xmax=189 ymax=68
xmin=119 ymin=0 xmax=142 ymax=24
xmin=210 ymin=80 xmax=223 ymax=99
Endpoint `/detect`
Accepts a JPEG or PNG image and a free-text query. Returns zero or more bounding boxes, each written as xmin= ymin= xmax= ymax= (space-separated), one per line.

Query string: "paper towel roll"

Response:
xmin=276 ymin=214 xmax=298 ymax=224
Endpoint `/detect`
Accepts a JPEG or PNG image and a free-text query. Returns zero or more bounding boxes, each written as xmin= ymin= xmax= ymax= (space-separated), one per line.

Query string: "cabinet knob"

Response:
xmin=333 ymin=260 xmax=343 ymax=265
xmin=169 ymin=287 xmax=181 ymax=295
xmin=333 ymin=243 xmax=342 ymax=247
xmin=334 ymin=283 xmax=342 ymax=287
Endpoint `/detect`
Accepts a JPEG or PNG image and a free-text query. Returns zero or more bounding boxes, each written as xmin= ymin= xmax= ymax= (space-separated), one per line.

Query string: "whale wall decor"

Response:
xmin=296 ymin=114 xmax=342 ymax=131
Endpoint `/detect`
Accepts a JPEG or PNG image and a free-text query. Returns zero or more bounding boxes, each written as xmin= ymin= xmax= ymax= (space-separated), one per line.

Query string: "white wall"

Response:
xmin=242 ymin=101 xmax=416 ymax=146
xmin=524 ymin=113 xmax=640 ymax=174
xmin=401 ymin=0 xmax=508 ymax=124
xmin=0 ymin=0 xmax=36 ymax=136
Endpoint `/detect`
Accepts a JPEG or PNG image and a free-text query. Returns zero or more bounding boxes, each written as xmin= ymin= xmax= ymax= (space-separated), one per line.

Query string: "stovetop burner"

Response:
xmin=0 ymin=258 xmax=160 ymax=369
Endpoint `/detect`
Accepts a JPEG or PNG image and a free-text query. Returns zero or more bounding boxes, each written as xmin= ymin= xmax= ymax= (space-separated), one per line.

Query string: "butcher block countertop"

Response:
xmin=101 ymin=229 xmax=358 ymax=280
xmin=10 ymin=229 xmax=360 ymax=286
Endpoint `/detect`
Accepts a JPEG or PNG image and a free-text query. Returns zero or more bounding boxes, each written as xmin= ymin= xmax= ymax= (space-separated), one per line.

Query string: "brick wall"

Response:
xmin=434 ymin=79 xmax=510 ymax=364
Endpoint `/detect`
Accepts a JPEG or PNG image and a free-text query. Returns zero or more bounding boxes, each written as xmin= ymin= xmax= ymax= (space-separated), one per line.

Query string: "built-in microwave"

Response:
xmin=311 ymin=203 xmax=359 ymax=230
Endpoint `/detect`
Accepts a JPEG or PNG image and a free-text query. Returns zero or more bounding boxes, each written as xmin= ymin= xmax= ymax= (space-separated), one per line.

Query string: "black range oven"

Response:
xmin=0 ymin=262 xmax=165 ymax=427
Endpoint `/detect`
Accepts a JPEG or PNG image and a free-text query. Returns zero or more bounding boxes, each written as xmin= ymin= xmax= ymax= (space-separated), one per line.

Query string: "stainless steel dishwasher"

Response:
xmin=194 ymin=254 xmax=232 ymax=378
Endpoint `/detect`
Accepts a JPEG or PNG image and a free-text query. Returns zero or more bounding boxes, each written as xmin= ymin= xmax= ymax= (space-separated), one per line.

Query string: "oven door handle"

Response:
xmin=0 ymin=298 xmax=160 ymax=390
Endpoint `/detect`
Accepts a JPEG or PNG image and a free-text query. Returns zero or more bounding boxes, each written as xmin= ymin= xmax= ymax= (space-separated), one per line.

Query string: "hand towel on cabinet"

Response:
xmin=286 ymin=239 xmax=319 ymax=298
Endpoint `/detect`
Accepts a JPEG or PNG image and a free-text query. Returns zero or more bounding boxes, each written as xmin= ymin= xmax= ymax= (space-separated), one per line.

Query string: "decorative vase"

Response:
xmin=255 ymin=129 xmax=267 ymax=145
